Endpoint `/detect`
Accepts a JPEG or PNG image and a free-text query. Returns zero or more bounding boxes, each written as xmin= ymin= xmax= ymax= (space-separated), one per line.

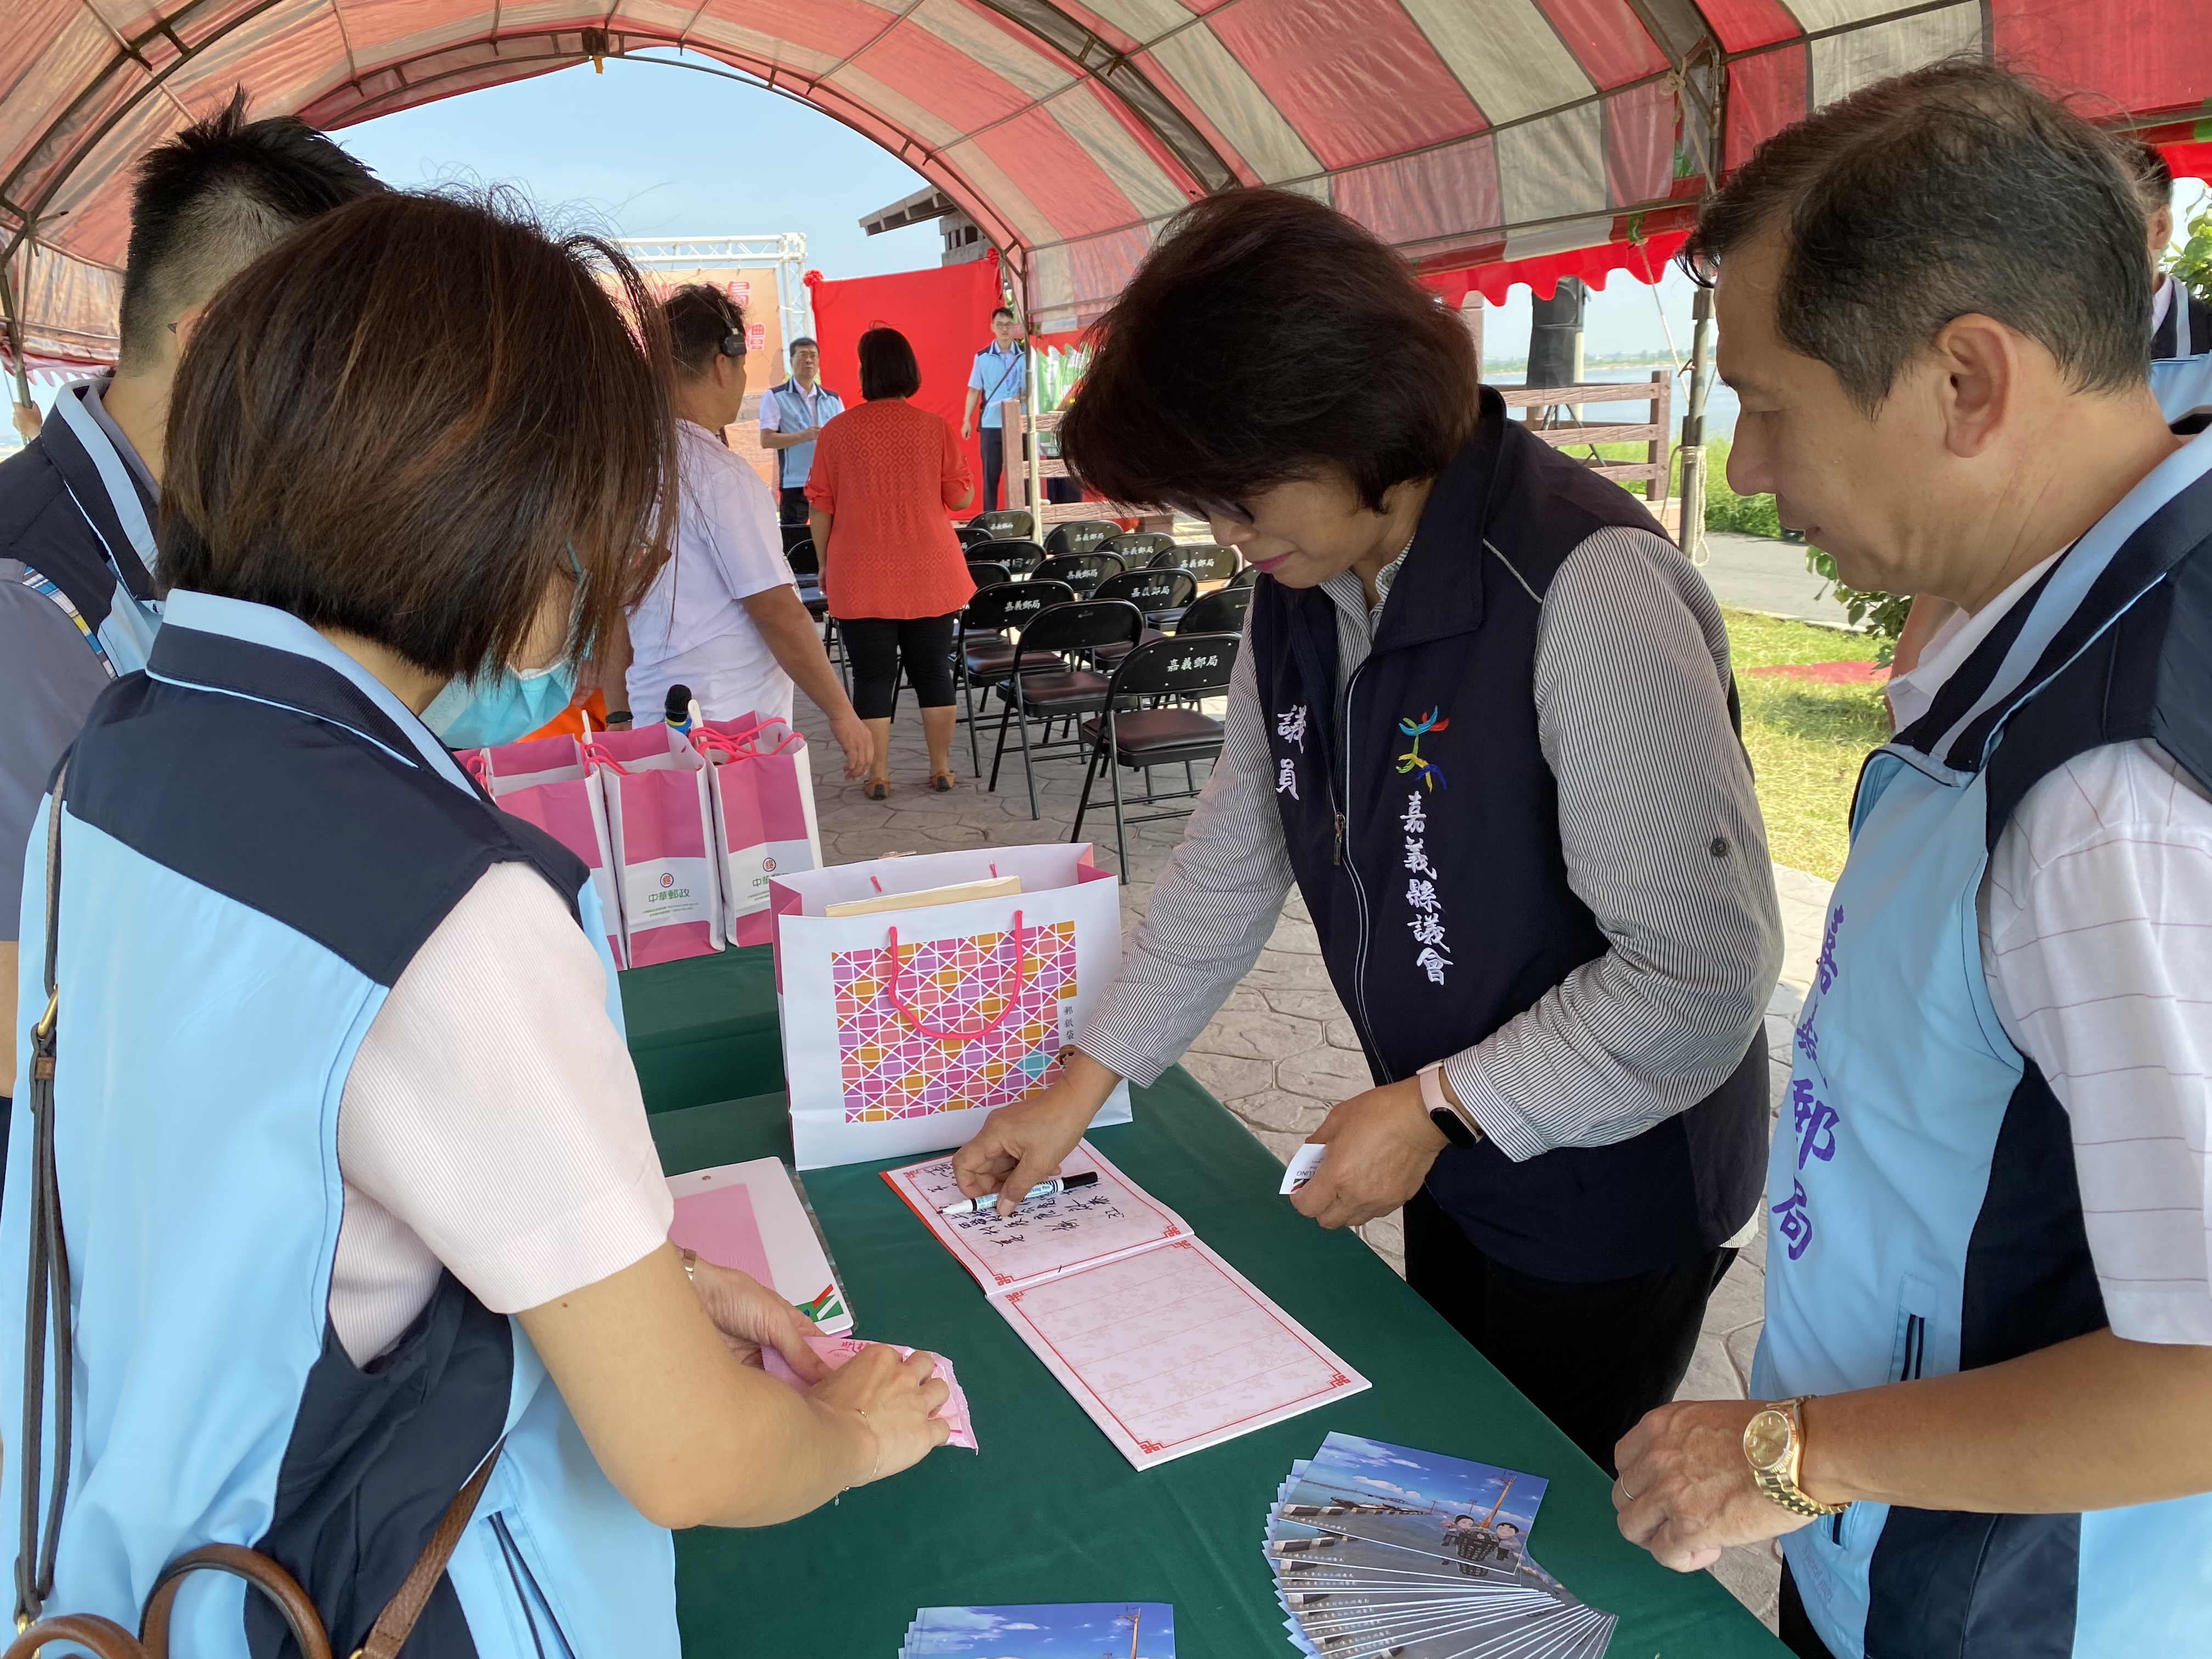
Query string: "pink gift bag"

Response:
xmin=691 ymin=714 xmax=823 ymax=949
xmin=459 ymin=735 xmax=627 ymax=970
xmin=590 ymin=724 xmax=724 ymax=967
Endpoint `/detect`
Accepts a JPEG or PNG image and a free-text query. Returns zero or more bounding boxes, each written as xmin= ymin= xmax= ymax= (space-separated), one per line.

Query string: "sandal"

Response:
xmin=929 ymin=771 xmax=957 ymax=793
xmin=864 ymin=780 xmax=891 ymax=801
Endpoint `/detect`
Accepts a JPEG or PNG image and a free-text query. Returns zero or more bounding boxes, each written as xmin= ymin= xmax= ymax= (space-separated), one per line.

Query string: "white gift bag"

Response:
xmin=769 ymin=845 xmax=1132 ymax=1170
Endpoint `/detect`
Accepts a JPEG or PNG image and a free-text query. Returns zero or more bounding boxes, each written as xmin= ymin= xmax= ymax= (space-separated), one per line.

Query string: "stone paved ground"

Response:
xmin=792 ymin=675 xmax=1833 ymax=1630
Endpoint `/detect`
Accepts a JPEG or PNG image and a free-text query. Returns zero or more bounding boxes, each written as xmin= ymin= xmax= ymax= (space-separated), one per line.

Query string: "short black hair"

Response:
xmin=2122 ymin=135 xmax=2174 ymax=217
xmin=666 ymin=284 xmax=744 ymax=379
xmin=990 ymin=304 xmax=1015 ymax=323
xmin=1059 ymin=188 xmax=1477 ymax=512
xmin=859 ymin=326 xmax=921 ymax=399
xmin=118 ymin=88 xmax=380 ymax=366
xmin=788 ymin=335 xmax=818 ymax=353
xmin=1683 ymin=62 xmax=2148 ymax=413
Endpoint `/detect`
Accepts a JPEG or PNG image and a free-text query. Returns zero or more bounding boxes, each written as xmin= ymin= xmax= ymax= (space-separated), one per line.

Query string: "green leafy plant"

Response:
xmin=1802 ymin=548 xmax=1911 ymax=661
xmin=2169 ymin=203 xmax=2212 ymax=305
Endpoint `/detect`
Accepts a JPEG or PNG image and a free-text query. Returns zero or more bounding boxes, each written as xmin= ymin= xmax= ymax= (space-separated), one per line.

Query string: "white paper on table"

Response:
xmin=667 ymin=1158 xmax=854 ymax=1335
xmin=881 ymin=1140 xmax=1190 ymax=1296
xmin=991 ymin=1233 xmax=1369 ymax=1471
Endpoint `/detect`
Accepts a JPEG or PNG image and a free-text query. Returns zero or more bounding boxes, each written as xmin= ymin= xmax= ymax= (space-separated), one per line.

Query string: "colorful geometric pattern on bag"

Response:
xmin=833 ymin=919 xmax=1079 ymax=1122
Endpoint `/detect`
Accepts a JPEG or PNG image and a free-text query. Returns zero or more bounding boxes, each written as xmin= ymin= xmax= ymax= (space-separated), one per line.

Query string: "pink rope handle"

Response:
xmin=578 ymin=741 xmax=631 ymax=776
xmin=462 ymin=751 xmax=492 ymax=788
xmin=693 ymin=725 xmax=802 ymax=763
xmin=882 ymin=911 xmax=1033 ymax=1041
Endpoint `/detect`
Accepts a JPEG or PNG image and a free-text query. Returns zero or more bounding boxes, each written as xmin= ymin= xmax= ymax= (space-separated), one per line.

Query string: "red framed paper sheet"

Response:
xmin=992 ymin=1234 xmax=1368 ymax=1471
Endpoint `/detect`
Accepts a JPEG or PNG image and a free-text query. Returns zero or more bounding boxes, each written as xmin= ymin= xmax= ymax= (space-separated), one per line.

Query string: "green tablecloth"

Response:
xmin=620 ymin=944 xmax=783 ymax=1113
xmin=648 ymin=1074 xmax=1786 ymax=1659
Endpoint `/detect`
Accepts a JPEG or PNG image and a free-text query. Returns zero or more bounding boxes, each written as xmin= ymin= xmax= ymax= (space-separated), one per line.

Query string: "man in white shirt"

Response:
xmin=1611 ymin=64 xmax=2212 ymax=1659
xmin=757 ymin=336 xmax=844 ymax=526
xmin=627 ymin=287 xmax=868 ymax=776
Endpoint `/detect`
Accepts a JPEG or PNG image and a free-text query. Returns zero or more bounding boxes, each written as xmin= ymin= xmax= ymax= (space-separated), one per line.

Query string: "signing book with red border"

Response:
xmin=885 ymin=1143 xmax=1367 ymax=1469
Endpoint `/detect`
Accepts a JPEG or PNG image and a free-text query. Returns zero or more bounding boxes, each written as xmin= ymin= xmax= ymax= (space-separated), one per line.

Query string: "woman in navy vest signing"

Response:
xmin=952 ymin=190 xmax=1783 ymax=1473
xmin=2 ymin=193 xmax=948 ymax=1655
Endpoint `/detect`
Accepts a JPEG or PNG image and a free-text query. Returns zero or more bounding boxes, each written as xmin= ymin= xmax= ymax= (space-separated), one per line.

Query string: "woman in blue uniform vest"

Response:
xmin=952 ymin=189 xmax=1783 ymax=1474
xmin=3 ymin=191 xmax=948 ymax=1656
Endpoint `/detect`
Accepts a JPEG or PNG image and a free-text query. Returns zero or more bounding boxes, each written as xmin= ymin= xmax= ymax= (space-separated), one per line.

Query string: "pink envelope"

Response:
xmin=760 ymin=1335 xmax=978 ymax=1451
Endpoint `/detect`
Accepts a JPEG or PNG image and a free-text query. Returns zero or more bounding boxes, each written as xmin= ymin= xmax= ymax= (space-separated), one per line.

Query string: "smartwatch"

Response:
xmin=1419 ymin=1061 xmax=1480 ymax=1149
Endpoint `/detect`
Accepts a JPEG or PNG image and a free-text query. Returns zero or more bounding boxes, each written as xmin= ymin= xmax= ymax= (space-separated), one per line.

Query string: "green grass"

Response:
xmin=1723 ymin=610 xmax=1888 ymax=880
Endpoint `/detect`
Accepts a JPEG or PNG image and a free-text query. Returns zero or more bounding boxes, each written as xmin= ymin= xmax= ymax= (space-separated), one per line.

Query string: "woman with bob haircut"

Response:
xmin=805 ymin=324 xmax=975 ymax=798
xmin=953 ymin=188 xmax=1784 ymax=1474
xmin=1 ymin=191 xmax=946 ymax=1656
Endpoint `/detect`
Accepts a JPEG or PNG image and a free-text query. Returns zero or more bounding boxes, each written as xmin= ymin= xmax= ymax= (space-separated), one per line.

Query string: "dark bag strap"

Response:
xmin=16 ymin=761 xmax=74 ymax=1632
xmin=10 ymin=764 xmax=501 ymax=1657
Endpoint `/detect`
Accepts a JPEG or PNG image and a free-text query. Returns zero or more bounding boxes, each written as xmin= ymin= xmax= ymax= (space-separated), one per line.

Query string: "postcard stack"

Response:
xmin=898 ymin=1602 xmax=1174 ymax=1657
xmin=1263 ymin=1434 xmax=1617 ymax=1658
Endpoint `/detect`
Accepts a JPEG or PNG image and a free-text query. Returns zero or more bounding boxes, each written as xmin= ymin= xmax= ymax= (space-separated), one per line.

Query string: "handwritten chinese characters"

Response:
xmin=883 ymin=1142 xmax=1189 ymax=1295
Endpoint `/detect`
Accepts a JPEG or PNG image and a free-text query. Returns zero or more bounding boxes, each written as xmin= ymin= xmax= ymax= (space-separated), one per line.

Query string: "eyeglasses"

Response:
xmin=1170 ymin=496 xmax=1256 ymax=527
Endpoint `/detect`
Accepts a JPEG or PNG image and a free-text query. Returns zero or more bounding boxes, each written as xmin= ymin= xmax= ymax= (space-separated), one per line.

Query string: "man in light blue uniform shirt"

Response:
xmin=757 ymin=335 xmax=843 ymax=526
xmin=1612 ymin=63 xmax=2212 ymax=1659
xmin=0 ymin=93 xmax=375 ymax=1138
xmin=961 ymin=304 xmax=1027 ymax=512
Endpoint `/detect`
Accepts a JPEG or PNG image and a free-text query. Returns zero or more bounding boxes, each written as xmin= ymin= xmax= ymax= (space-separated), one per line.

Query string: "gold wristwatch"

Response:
xmin=1743 ymin=1396 xmax=1848 ymax=1518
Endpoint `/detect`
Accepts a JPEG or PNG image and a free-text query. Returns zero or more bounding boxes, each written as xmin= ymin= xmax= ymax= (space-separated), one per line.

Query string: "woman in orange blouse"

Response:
xmin=805 ymin=327 xmax=976 ymax=798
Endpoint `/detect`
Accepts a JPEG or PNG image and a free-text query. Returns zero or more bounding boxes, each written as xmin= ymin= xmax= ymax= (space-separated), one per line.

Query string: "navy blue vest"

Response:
xmin=1250 ymin=390 xmax=1768 ymax=1281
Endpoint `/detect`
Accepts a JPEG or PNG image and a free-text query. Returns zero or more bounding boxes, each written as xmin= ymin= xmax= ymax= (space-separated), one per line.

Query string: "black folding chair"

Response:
xmin=781 ymin=522 xmax=814 ymax=552
xmin=785 ymin=538 xmax=827 ymax=619
xmin=955 ymin=524 xmax=996 ymax=549
xmin=1071 ymin=633 xmax=1242 ymax=879
xmin=1045 ymin=519 xmax=1121 ymax=558
xmin=970 ymin=538 xmax=1045 ymax=577
xmin=1097 ymin=565 xmax=1196 ymax=624
xmin=1034 ymin=551 xmax=1124 ymax=595
xmin=965 ymin=562 xmax=1011 ymax=591
xmin=1091 ymin=568 xmax=1197 ymax=655
xmin=968 ymin=508 xmax=1033 ymax=540
xmin=1150 ymin=543 xmax=1240 ymax=585
xmin=1226 ymin=562 xmax=1259 ymax=589
xmin=988 ymin=599 xmax=1147 ymax=818
xmin=1174 ymin=586 xmax=1252 ymax=636
xmin=1100 ymin=530 xmax=1175 ymax=563
xmin=957 ymin=579 xmax=1075 ymax=775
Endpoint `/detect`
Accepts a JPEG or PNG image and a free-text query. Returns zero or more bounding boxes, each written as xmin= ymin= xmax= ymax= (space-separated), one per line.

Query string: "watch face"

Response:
xmin=1743 ymin=1409 xmax=1795 ymax=1471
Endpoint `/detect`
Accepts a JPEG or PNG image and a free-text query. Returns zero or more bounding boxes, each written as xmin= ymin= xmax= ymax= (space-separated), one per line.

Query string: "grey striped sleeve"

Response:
xmin=1075 ymin=614 xmax=1296 ymax=1087
xmin=1443 ymin=526 xmax=1782 ymax=1161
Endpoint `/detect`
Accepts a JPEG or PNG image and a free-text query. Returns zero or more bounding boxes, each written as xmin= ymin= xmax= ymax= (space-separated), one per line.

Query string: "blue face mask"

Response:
xmin=421 ymin=657 xmax=580 ymax=749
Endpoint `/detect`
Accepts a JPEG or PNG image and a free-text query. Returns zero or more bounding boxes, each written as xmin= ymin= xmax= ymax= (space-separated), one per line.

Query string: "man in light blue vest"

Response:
xmin=758 ymin=335 xmax=843 ymax=526
xmin=1612 ymin=64 xmax=2212 ymax=1659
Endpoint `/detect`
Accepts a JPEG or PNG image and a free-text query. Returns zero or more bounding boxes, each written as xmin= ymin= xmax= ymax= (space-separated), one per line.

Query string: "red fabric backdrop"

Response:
xmin=807 ymin=261 xmax=1006 ymax=516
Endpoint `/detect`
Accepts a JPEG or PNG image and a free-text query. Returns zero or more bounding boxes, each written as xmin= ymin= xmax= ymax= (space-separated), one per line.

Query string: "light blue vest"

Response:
xmin=4 ymin=593 xmax=676 ymax=1657
xmin=764 ymin=378 xmax=842 ymax=488
xmin=1754 ymin=437 xmax=2212 ymax=1659
xmin=45 ymin=381 xmax=162 ymax=673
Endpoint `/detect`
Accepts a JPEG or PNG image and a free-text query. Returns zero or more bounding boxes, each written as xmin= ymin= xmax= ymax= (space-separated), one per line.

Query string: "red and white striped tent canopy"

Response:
xmin=5 ymin=1 xmax=2210 ymax=371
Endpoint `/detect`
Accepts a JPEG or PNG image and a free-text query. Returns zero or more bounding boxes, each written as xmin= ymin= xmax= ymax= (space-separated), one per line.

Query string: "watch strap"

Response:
xmin=1750 ymin=1396 xmax=1848 ymax=1518
xmin=1419 ymin=1062 xmax=1479 ymax=1149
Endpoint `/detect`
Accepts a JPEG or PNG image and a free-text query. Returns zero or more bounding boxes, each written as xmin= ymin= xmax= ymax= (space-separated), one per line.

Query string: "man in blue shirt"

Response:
xmin=961 ymin=304 xmax=1028 ymax=512
xmin=757 ymin=336 xmax=844 ymax=526
xmin=0 ymin=93 xmax=377 ymax=1145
